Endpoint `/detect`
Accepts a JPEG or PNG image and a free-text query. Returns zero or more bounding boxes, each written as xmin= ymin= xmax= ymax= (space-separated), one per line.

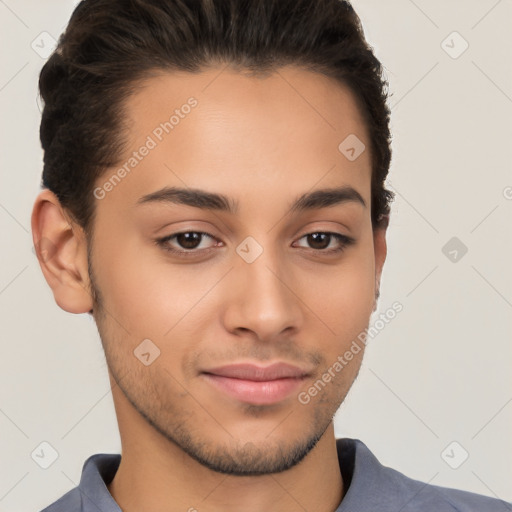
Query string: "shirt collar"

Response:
xmin=78 ymin=452 xmax=122 ymax=511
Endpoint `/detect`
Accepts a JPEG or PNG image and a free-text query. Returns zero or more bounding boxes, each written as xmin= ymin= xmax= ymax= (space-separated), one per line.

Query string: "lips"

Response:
xmin=201 ymin=362 xmax=311 ymax=405
xmin=202 ymin=362 xmax=310 ymax=381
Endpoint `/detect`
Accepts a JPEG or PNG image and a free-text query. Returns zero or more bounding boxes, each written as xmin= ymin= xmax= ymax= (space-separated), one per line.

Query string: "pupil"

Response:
xmin=178 ymin=232 xmax=201 ymax=249
xmin=308 ymin=233 xmax=329 ymax=249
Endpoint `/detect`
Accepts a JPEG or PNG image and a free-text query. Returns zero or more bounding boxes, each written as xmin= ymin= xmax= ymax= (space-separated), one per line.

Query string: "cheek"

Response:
xmin=93 ymin=234 xmax=222 ymax=338
xmin=92 ymin=222 xmax=376 ymax=344
xmin=304 ymin=245 xmax=376 ymax=336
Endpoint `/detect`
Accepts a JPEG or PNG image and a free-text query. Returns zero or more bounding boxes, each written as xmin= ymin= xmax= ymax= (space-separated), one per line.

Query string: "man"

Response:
xmin=32 ymin=0 xmax=510 ymax=510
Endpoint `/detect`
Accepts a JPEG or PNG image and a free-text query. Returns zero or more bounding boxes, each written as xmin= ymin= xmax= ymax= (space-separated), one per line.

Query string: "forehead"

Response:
xmin=98 ymin=65 xmax=372 ymax=212
xmin=124 ymin=64 xmax=370 ymax=145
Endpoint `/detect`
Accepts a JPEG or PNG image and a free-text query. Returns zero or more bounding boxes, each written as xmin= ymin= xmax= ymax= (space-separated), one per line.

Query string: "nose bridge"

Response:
xmin=224 ymin=237 xmax=303 ymax=338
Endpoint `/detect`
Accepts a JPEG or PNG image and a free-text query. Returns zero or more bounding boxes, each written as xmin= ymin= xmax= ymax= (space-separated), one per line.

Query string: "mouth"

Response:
xmin=200 ymin=362 xmax=311 ymax=405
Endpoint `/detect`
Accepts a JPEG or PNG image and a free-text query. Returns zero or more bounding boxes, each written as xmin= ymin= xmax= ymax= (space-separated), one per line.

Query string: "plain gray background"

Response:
xmin=0 ymin=1 xmax=511 ymax=510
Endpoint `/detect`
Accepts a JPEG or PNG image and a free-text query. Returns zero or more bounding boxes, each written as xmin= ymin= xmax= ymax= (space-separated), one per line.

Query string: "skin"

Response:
xmin=32 ymin=65 xmax=387 ymax=512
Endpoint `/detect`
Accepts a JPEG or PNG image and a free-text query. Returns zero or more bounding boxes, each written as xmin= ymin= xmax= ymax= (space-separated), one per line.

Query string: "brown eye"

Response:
xmin=294 ymin=232 xmax=355 ymax=254
xmin=156 ymin=231 xmax=218 ymax=255
xmin=175 ymin=232 xmax=203 ymax=250
xmin=306 ymin=233 xmax=331 ymax=250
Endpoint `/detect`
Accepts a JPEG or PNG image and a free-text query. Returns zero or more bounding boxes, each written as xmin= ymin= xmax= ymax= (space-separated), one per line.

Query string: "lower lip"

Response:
xmin=202 ymin=374 xmax=305 ymax=405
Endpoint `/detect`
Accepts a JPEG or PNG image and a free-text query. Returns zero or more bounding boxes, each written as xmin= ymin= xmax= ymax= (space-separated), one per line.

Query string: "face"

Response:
xmin=85 ymin=65 xmax=386 ymax=475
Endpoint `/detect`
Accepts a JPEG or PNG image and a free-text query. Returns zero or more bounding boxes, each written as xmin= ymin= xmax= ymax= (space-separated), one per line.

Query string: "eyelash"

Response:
xmin=154 ymin=230 xmax=355 ymax=258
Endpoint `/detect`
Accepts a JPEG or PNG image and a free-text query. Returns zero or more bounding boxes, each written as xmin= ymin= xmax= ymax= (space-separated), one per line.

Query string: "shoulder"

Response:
xmin=382 ymin=462 xmax=511 ymax=511
xmin=336 ymin=438 xmax=511 ymax=511
xmin=429 ymin=483 xmax=512 ymax=511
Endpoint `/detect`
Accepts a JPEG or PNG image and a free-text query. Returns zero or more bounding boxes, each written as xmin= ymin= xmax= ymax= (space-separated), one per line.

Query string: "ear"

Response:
xmin=372 ymin=214 xmax=389 ymax=311
xmin=31 ymin=189 xmax=93 ymax=314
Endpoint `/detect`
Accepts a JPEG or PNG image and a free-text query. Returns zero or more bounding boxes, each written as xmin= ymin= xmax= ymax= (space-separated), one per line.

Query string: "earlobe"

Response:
xmin=31 ymin=189 xmax=93 ymax=314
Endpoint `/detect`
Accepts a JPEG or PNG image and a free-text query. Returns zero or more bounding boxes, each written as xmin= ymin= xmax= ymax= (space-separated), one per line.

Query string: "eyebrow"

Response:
xmin=136 ymin=185 xmax=366 ymax=214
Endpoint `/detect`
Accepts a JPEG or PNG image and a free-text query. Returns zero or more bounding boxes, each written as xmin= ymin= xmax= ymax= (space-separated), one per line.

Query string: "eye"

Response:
xmin=155 ymin=231 xmax=219 ymax=256
xmin=293 ymin=232 xmax=355 ymax=254
xmin=155 ymin=230 xmax=355 ymax=258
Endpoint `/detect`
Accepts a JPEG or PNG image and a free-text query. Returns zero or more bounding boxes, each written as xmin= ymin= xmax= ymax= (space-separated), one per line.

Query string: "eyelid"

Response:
xmin=155 ymin=229 xmax=355 ymax=258
xmin=293 ymin=231 xmax=353 ymax=247
xmin=156 ymin=230 xmax=220 ymax=253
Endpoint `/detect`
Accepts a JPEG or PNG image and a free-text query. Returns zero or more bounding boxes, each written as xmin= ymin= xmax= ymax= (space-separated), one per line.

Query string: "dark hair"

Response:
xmin=39 ymin=0 xmax=394 ymax=234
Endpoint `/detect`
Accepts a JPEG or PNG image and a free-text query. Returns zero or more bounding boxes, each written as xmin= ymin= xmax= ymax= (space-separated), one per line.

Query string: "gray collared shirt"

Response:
xmin=40 ymin=438 xmax=511 ymax=511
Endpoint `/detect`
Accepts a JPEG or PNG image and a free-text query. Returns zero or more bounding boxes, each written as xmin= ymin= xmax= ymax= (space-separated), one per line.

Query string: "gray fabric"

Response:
xmin=40 ymin=438 xmax=511 ymax=511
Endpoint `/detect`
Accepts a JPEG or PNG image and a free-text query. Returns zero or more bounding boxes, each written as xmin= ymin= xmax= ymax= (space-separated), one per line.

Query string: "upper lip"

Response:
xmin=202 ymin=362 xmax=311 ymax=381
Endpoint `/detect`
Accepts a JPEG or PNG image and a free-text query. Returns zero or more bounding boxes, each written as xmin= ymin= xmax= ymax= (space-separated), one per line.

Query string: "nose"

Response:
xmin=221 ymin=246 xmax=304 ymax=341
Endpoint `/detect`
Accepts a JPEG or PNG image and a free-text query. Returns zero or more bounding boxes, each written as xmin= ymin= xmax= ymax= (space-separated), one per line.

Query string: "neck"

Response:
xmin=107 ymin=423 xmax=344 ymax=512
